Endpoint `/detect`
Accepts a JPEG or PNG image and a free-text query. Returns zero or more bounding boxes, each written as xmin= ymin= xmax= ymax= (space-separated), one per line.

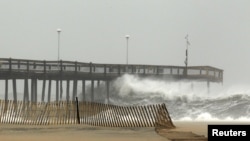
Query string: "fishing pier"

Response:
xmin=0 ymin=58 xmax=223 ymax=103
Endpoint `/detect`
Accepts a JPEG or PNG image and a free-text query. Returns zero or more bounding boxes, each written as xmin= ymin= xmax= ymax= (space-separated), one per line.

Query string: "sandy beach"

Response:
xmin=0 ymin=121 xmax=199 ymax=141
xmin=0 ymin=124 xmax=167 ymax=141
xmin=0 ymin=121 xmax=248 ymax=141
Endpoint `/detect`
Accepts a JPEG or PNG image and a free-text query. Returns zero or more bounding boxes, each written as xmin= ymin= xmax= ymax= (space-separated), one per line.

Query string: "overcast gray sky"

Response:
xmin=0 ymin=0 xmax=250 ymax=87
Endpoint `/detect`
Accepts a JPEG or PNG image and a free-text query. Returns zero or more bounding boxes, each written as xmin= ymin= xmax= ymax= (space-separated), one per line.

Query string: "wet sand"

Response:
xmin=1 ymin=121 xmax=248 ymax=141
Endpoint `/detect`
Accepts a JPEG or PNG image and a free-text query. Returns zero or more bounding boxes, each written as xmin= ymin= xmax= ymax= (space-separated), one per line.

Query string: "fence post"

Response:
xmin=75 ymin=97 xmax=80 ymax=124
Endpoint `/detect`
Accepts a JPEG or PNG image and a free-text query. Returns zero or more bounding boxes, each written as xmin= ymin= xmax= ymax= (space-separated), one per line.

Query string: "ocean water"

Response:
xmin=0 ymin=74 xmax=250 ymax=122
xmin=104 ymin=74 xmax=250 ymax=122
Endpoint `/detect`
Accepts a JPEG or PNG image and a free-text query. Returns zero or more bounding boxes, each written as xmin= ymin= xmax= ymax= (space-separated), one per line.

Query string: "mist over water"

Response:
xmin=104 ymin=74 xmax=250 ymax=121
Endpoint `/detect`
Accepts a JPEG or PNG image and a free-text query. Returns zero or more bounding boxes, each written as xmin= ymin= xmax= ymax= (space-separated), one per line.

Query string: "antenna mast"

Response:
xmin=185 ymin=34 xmax=190 ymax=68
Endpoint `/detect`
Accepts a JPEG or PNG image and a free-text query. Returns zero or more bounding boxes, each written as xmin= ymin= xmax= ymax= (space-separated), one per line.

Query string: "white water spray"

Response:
xmin=109 ymin=74 xmax=250 ymax=121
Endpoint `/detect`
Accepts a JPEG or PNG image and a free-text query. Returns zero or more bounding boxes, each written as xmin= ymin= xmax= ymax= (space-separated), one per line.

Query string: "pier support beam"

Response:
xmin=5 ymin=79 xmax=8 ymax=101
xmin=31 ymin=79 xmax=34 ymax=102
xmin=4 ymin=79 xmax=9 ymax=113
xmin=35 ymin=79 xmax=37 ymax=102
xmin=48 ymin=79 xmax=51 ymax=102
xmin=106 ymin=81 xmax=110 ymax=104
xmin=97 ymin=80 xmax=100 ymax=87
xmin=73 ymin=79 xmax=77 ymax=100
xmin=12 ymin=79 xmax=17 ymax=102
xmin=56 ymin=80 xmax=59 ymax=102
xmin=23 ymin=78 xmax=29 ymax=102
xmin=41 ymin=79 xmax=46 ymax=102
xmin=82 ymin=80 xmax=85 ymax=101
xmin=31 ymin=79 xmax=37 ymax=102
xmin=60 ymin=79 xmax=63 ymax=101
xmin=91 ymin=80 xmax=94 ymax=102
xmin=66 ymin=80 xmax=70 ymax=102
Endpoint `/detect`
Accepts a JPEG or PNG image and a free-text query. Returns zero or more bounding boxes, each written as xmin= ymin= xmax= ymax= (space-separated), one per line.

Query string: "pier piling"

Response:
xmin=5 ymin=79 xmax=8 ymax=101
xmin=91 ymin=80 xmax=94 ymax=102
xmin=66 ymin=80 xmax=70 ymax=102
xmin=42 ymin=79 xmax=46 ymax=102
xmin=48 ymin=79 xmax=51 ymax=102
xmin=82 ymin=80 xmax=85 ymax=101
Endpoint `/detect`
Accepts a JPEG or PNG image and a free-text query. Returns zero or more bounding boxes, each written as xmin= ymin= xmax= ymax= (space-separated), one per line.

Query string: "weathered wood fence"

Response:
xmin=0 ymin=99 xmax=175 ymax=128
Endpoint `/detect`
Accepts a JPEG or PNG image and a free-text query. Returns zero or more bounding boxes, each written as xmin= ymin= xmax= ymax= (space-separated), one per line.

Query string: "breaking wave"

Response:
xmin=104 ymin=74 xmax=250 ymax=121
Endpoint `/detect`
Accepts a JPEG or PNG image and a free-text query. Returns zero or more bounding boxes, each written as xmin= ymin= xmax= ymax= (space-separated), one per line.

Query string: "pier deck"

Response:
xmin=0 ymin=58 xmax=223 ymax=103
xmin=0 ymin=58 xmax=223 ymax=82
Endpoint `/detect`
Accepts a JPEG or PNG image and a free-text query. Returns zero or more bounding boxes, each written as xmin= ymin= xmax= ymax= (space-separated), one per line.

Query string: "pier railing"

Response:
xmin=0 ymin=58 xmax=223 ymax=82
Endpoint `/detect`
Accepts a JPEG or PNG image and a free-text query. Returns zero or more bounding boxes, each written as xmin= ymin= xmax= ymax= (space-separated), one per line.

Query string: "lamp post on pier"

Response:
xmin=57 ymin=28 xmax=62 ymax=63
xmin=184 ymin=34 xmax=190 ymax=68
xmin=57 ymin=28 xmax=62 ymax=101
xmin=184 ymin=34 xmax=190 ymax=76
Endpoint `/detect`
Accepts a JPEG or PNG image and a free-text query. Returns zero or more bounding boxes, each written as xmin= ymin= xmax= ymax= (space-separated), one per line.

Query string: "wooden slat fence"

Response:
xmin=0 ymin=100 xmax=175 ymax=128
